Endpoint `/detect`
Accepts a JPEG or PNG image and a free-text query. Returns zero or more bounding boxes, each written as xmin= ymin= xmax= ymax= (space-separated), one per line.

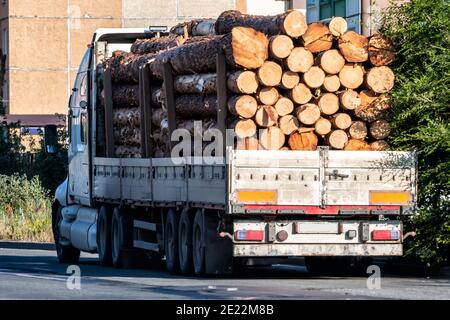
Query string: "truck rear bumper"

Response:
xmin=233 ymin=243 xmax=402 ymax=257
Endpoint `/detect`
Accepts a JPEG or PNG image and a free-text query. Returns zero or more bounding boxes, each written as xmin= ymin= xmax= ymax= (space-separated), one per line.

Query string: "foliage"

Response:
xmin=380 ymin=0 xmax=450 ymax=267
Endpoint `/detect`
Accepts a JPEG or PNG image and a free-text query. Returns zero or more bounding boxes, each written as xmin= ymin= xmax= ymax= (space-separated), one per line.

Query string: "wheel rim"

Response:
xmin=180 ymin=222 xmax=188 ymax=264
xmin=167 ymin=223 xmax=174 ymax=264
xmin=194 ymin=225 xmax=202 ymax=267
xmin=112 ymin=218 xmax=119 ymax=263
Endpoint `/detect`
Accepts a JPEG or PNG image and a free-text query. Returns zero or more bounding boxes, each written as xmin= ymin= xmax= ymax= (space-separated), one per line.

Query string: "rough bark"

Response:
xmin=370 ymin=119 xmax=391 ymax=140
xmin=228 ymin=95 xmax=258 ymax=119
xmin=113 ymin=108 xmax=141 ymax=127
xmin=170 ymin=19 xmax=216 ymax=36
xmin=338 ymin=64 xmax=364 ymax=89
xmin=338 ymin=31 xmax=369 ymax=62
xmin=227 ymin=70 xmax=259 ymax=94
xmin=370 ymin=140 xmax=390 ymax=151
xmin=106 ymin=51 xmax=156 ymax=83
xmin=173 ymin=73 xmax=217 ymax=94
xmin=302 ymin=23 xmax=333 ymax=53
xmin=295 ymin=103 xmax=321 ymax=125
xmin=131 ymin=34 xmax=185 ymax=54
xmin=286 ymin=47 xmax=314 ymax=73
xmin=110 ymin=84 xmax=161 ymax=108
xmin=175 ymin=95 xmax=218 ymax=119
xmin=355 ymin=90 xmax=390 ymax=122
xmin=288 ymin=131 xmax=318 ymax=150
xmin=115 ymin=145 xmax=141 ymax=158
xmin=369 ymin=33 xmax=395 ymax=66
xmin=348 ymin=121 xmax=368 ymax=140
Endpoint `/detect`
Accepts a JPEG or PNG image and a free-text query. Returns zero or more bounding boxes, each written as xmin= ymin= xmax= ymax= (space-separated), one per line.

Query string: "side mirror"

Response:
xmin=44 ymin=125 xmax=58 ymax=154
xmin=80 ymin=100 xmax=88 ymax=109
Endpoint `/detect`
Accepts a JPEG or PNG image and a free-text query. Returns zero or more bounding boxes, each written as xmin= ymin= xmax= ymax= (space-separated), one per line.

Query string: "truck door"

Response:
xmin=68 ymin=49 xmax=91 ymax=206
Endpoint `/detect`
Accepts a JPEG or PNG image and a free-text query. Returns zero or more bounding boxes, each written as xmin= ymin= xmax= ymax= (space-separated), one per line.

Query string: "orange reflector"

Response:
xmin=370 ymin=191 xmax=410 ymax=205
xmin=236 ymin=190 xmax=277 ymax=204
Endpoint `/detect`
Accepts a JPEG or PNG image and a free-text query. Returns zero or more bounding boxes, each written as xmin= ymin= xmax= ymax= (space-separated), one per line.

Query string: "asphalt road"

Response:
xmin=0 ymin=246 xmax=449 ymax=300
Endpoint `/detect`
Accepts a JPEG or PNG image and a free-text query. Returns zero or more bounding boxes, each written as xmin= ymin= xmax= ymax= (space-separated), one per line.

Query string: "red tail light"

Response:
xmin=234 ymin=230 xmax=264 ymax=241
xmin=372 ymin=230 xmax=400 ymax=241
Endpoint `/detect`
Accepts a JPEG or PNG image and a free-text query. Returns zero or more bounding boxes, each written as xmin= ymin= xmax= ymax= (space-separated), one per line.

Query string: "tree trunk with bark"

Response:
xmin=227 ymin=70 xmax=259 ymax=94
xmin=288 ymin=131 xmax=318 ymax=150
xmin=338 ymin=31 xmax=369 ymax=62
xmin=368 ymin=33 xmax=395 ymax=66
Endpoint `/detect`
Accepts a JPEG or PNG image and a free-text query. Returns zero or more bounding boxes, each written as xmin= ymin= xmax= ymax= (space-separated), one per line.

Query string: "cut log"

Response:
xmin=236 ymin=136 xmax=260 ymax=150
xmin=279 ymin=115 xmax=300 ymax=135
xmin=131 ymin=34 xmax=185 ymax=54
xmin=115 ymin=145 xmax=141 ymax=158
xmin=322 ymin=75 xmax=341 ymax=92
xmin=254 ymin=105 xmax=279 ymax=127
xmin=227 ymin=70 xmax=259 ymax=94
xmin=258 ymin=87 xmax=280 ymax=106
xmin=327 ymin=17 xmax=347 ymax=37
xmin=317 ymin=93 xmax=339 ymax=115
xmin=331 ymin=113 xmax=352 ymax=130
xmin=257 ymin=61 xmax=283 ymax=87
xmin=110 ymin=84 xmax=162 ymax=108
xmin=364 ymin=66 xmax=395 ymax=93
xmin=317 ymin=49 xmax=345 ymax=74
xmin=303 ymin=66 xmax=325 ymax=88
xmin=370 ymin=140 xmax=390 ymax=151
xmin=339 ymin=89 xmax=361 ymax=110
xmin=170 ymin=19 xmax=216 ymax=36
xmin=344 ymin=139 xmax=371 ymax=151
xmin=228 ymin=95 xmax=258 ymax=119
xmin=270 ymin=35 xmax=294 ymax=59
xmin=348 ymin=121 xmax=368 ymax=140
xmin=151 ymin=27 xmax=269 ymax=78
xmin=280 ymin=71 xmax=300 ymax=89
xmin=369 ymin=33 xmax=395 ymax=66
xmin=370 ymin=119 xmax=391 ymax=140
xmin=175 ymin=95 xmax=217 ymax=119
xmin=174 ymin=73 xmax=216 ymax=94
xmin=339 ymin=64 xmax=364 ymax=89
xmin=286 ymin=47 xmax=314 ymax=73
xmin=114 ymin=127 xmax=141 ymax=146
xmin=274 ymin=97 xmax=294 ymax=116
xmin=233 ymin=119 xmax=257 ymax=138
xmin=338 ymin=31 xmax=369 ymax=62
xmin=106 ymin=51 xmax=156 ymax=83
xmin=295 ymin=103 xmax=321 ymax=125
xmin=260 ymin=126 xmax=286 ymax=150
xmin=113 ymin=108 xmax=140 ymax=127
xmin=326 ymin=130 xmax=348 ymax=149
xmin=215 ymin=10 xmax=307 ymax=38
xmin=314 ymin=117 xmax=332 ymax=136
xmin=291 ymin=83 xmax=313 ymax=104
xmin=152 ymin=108 xmax=167 ymax=128
xmin=302 ymin=23 xmax=333 ymax=53
xmin=288 ymin=131 xmax=318 ymax=150
xmin=356 ymin=90 xmax=390 ymax=122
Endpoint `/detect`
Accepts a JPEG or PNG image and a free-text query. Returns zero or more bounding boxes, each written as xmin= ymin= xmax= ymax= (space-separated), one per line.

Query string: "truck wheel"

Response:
xmin=178 ymin=209 xmax=193 ymax=275
xmin=192 ymin=210 xmax=206 ymax=276
xmin=52 ymin=202 xmax=80 ymax=264
xmin=165 ymin=209 xmax=180 ymax=274
xmin=97 ymin=206 xmax=112 ymax=266
xmin=304 ymin=257 xmax=328 ymax=275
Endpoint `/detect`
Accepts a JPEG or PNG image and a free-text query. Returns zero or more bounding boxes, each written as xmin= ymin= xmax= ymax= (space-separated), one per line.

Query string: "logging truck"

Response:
xmin=46 ymin=26 xmax=417 ymax=276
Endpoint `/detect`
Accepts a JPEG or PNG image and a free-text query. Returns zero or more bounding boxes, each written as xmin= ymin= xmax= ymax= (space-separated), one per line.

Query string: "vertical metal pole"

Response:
xmin=103 ymin=68 xmax=114 ymax=157
xmin=163 ymin=61 xmax=177 ymax=151
xmin=216 ymin=52 xmax=228 ymax=156
xmin=139 ymin=65 xmax=153 ymax=158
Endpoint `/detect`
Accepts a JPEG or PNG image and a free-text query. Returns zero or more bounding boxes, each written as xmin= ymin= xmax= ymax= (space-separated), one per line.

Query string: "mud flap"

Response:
xmin=204 ymin=212 xmax=233 ymax=275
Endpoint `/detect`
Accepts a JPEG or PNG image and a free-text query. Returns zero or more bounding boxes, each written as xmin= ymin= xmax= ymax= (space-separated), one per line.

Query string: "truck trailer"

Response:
xmin=48 ymin=28 xmax=418 ymax=275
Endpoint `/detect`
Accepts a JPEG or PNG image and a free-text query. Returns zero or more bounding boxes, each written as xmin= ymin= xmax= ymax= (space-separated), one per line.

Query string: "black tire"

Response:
xmin=305 ymin=257 xmax=372 ymax=276
xmin=305 ymin=257 xmax=327 ymax=275
xmin=52 ymin=202 xmax=80 ymax=264
xmin=165 ymin=209 xmax=180 ymax=274
xmin=97 ymin=206 xmax=112 ymax=266
xmin=192 ymin=210 xmax=206 ymax=276
xmin=178 ymin=209 xmax=194 ymax=275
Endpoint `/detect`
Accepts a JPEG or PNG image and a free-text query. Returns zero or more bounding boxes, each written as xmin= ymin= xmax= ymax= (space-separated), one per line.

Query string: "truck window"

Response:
xmin=80 ymin=112 xmax=88 ymax=144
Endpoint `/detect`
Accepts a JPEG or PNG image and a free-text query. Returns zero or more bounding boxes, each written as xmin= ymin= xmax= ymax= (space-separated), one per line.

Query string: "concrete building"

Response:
xmin=0 ymin=0 xmax=306 ymax=131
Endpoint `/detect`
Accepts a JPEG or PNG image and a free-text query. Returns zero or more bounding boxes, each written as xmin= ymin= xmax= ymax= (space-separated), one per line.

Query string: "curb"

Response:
xmin=0 ymin=241 xmax=55 ymax=251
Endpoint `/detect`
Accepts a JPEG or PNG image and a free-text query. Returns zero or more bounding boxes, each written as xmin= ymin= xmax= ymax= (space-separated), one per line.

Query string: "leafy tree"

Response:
xmin=380 ymin=0 xmax=450 ymax=267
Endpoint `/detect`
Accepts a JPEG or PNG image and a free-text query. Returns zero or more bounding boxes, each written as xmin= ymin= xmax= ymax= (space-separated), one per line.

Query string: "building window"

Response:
xmin=2 ymin=28 xmax=7 ymax=55
xmin=307 ymin=0 xmax=361 ymax=34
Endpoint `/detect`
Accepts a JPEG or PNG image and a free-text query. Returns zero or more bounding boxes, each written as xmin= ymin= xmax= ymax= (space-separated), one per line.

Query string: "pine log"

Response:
xmin=295 ymin=103 xmax=321 ymax=125
xmin=291 ymin=83 xmax=313 ymax=104
xmin=115 ymin=145 xmax=141 ymax=158
xmin=173 ymin=73 xmax=216 ymax=94
xmin=113 ymin=108 xmax=140 ymax=127
xmin=348 ymin=121 xmax=368 ymax=140
xmin=364 ymin=66 xmax=395 ymax=93
xmin=286 ymin=47 xmax=314 ymax=73
xmin=215 ymin=10 xmax=307 ymax=38
xmin=317 ymin=93 xmax=339 ymax=115
xmin=114 ymin=127 xmax=141 ymax=146
xmin=257 ymin=61 xmax=283 ymax=87
xmin=338 ymin=31 xmax=369 ymax=62
xmin=370 ymin=140 xmax=390 ymax=151
xmin=254 ymin=105 xmax=279 ymax=127
xmin=227 ymin=70 xmax=259 ymax=94
xmin=233 ymin=119 xmax=257 ymax=138
xmin=152 ymin=108 xmax=167 ymax=128
xmin=228 ymin=95 xmax=258 ymax=118
xmin=339 ymin=89 xmax=361 ymax=110
xmin=322 ymin=75 xmax=341 ymax=92
xmin=369 ymin=33 xmax=395 ymax=66
xmin=302 ymin=23 xmax=333 ymax=53
xmin=274 ymin=97 xmax=294 ymax=116
xmin=175 ymin=95 xmax=217 ymax=119
xmin=339 ymin=64 xmax=364 ymax=89
xmin=110 ymin=84 xmax=162 ymax=108
xmin=131 ymin=34 xmax=185 ymax=54
xmin=331 ymin=113 xmax=352 ymax=130
xmin=170 ymin=19 xmax=216 ymax=36
xmin=279 ymin=115 xmax=300 ymax=135
xmin=106 ymin=51 xmax=156 ymax=83
xmin=327 ymin=17 xmax=348 ymax=37
xmin=344 ymin=139 xmax=371 ymax=151
xmin=356 ymin=90 xmax=390 ymax=122
xmin=270 ymin=35 xmax=294 ymax=59
xmin=317 ymin=49 xmax=345 ymax=74
xmin=314 ymin=117 xmax=332 ymax=136
xmin=236 ymin=136 xmax=259 ymax=150
xmin=370 ymin=119 xmax=391 ymax=140
xmin=280 ymin=71 xmax=300 ymax=89
xmin=258 ymin=87 xmax=280 ymax=106
xmin=288 ymin=131 xmax=318 ymax=150
xmin=260 ymin=126 xmax=286 ymax=150
xmin=303 ymin=66 xmax=325 ymax=88
xmin=326 ymin=130 xmax=348 ymax=149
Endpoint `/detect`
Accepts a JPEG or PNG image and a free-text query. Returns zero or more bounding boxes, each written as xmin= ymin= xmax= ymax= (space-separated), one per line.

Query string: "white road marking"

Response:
xmin=0 ymin=269 xmax=67 ymax=282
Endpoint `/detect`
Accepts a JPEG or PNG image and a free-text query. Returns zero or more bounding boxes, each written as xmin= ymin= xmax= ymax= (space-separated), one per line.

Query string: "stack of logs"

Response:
xmin=105 ymin=10 xmax=395 ymax=158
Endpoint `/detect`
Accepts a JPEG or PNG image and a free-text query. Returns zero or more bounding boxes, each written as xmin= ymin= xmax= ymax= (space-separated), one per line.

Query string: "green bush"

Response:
xmin=380 ymin=0 xmax=450 ymax=267
xmin=0 ymin=174 xmax=53 ymax=242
